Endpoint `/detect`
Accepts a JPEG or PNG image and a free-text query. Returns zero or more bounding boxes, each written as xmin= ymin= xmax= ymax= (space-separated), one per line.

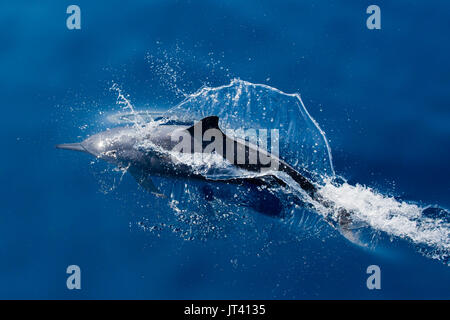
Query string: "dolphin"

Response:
xmin=57 ymin=116 xmax=318 ymax=196
xmin=57 ymin=115 xmax=358 ymax=238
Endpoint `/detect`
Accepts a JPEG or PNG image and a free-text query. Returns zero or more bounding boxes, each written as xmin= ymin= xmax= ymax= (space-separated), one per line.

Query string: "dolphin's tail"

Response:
xmin=275 ymin=163 xmax=362 ymax=243
xmin=56 ymin=143 xmax=86 ymax=152
xmin=278 ymin=163 xmax=318 ymax=198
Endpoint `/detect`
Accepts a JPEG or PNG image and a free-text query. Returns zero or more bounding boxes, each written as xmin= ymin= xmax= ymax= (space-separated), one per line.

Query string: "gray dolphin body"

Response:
xmin=57 ymin=115 xmax=356 ymax=239
xmin=57 ymin=116 xmax=318 ymax=200
xmin=58 ymin=115 xmax=358 ymax=238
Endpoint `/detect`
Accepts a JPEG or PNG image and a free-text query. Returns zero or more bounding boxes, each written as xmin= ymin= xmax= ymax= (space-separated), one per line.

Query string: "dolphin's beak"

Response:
xmin=56 ymin=143 xmax=86 ymax=152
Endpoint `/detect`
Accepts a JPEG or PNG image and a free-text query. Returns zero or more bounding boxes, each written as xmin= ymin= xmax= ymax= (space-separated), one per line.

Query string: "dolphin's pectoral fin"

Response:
xmin=141 ymin=178 xmax=166 ymax=198
xmin=129 ymin=169 xmax=166 ymax=198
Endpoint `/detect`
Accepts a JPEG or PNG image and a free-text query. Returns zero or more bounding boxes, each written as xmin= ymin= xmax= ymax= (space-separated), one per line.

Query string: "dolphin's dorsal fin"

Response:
xmin=186 ymin=116 xmax=220 ymax=136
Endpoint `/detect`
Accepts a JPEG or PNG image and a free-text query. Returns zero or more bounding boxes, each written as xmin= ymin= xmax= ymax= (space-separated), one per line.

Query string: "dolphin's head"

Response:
xmin=56 ymin=127 xmax=141 ymax=164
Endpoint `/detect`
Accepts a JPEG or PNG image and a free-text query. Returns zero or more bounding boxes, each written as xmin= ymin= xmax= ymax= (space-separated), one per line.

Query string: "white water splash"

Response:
xmin=166 ymin=78 xmax=335 ymax=180
xmin=317 ymin=181 xmax=450 ymax=263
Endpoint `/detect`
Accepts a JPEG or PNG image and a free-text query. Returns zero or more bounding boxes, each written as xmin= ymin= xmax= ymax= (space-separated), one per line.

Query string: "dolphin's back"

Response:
xmin=185 ymin=116 xmax=318 ymax=198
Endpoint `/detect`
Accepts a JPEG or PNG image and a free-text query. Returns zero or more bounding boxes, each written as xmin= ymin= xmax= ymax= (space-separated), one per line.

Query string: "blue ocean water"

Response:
xmin=0 ymin=0 xmax=449 ymax=299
